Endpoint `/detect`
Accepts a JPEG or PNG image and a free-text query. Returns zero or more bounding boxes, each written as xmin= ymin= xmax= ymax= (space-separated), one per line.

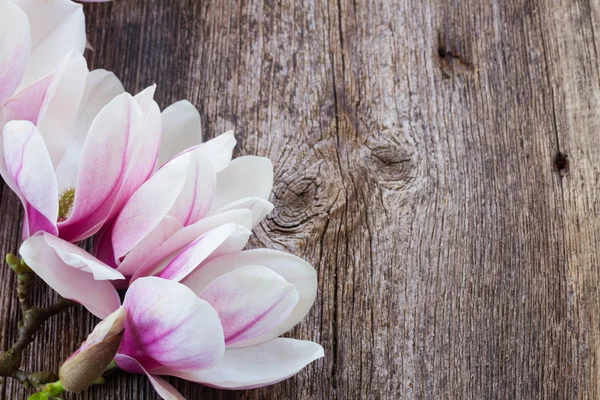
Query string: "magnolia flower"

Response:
xmin=93 ymin=101 xmax=274 ymax=285
xmin=0 ymin=0 xmax=85 ymax=115
xmin=2 ymin=78 xmax=161 ymax=242
xmin=0 ymin=0 xmax=87 ymax=185
xmin=20 ymin=233 xmax=323 ymax=398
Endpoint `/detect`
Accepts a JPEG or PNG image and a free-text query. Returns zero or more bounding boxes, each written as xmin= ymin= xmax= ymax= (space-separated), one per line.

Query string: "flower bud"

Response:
xmin=59 ymin=307 xmax=126 ymax=392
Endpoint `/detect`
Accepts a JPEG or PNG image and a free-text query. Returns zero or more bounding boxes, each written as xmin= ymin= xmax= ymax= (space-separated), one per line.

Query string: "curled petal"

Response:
xmin=200 ymin=266 xmax=298 ymax=346
xmin=158 ymin=224 xmax=251 ymax=282
xmin=19 ymin=233 xmax=123 ymax=318
xmin=184 ymin=249 xmax=317 ymax=346
xmin=3 ymin=121 xmax=58 ymax=237
xmin=14 ymin=0 xmax=85 ymax=89
xmin=128 ymin=209 xmax=253 ymax=281
xmin=158 ymin=100 xmax=202 ymax=167
xmin=120 ymin=277 xmax=225 ymax=372
xmin=210 ymin=156 xmax=273 ymax=213
xmin=0 ymin=0 xmax=30 ymax=105
xmin=115 ymin=355 xmax=185 ymax=400
xmin=163 ymin=338 xmax=324 ymax=389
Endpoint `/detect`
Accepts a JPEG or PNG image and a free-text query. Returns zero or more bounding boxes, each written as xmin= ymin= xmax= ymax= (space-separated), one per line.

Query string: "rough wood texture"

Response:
xmin=2 ymin=0 xmax=600 ymax=398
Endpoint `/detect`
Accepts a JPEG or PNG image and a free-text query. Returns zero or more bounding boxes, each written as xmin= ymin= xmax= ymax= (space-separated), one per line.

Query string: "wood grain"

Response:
xmin=3 ymin=0 xmax=600 ymax=398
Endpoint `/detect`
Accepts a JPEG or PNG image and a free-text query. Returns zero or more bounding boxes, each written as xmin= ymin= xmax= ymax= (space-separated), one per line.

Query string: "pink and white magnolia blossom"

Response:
xmin=0 ymin=0 xmax=87 ymax=180
xmin=19 ymin=233 xmax=323 ymax=398
xmin=93 ymin=101 xmax=275 ymax=286
xmin=2 ymin=76 xmax=161 ymax=242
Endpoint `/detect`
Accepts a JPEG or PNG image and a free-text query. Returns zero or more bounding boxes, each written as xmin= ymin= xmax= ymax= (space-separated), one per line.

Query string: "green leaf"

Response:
xmin=27 ymin=393 xmax=48 ymax=400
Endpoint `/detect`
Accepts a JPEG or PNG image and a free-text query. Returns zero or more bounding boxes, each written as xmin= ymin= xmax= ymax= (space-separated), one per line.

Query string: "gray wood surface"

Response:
xmin=3 ymin=0 xmax=600 ymax=398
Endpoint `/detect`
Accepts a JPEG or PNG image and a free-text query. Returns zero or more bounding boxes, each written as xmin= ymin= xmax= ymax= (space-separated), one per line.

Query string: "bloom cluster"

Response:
xmin=0 ymin=0 xmax=323 ymax=398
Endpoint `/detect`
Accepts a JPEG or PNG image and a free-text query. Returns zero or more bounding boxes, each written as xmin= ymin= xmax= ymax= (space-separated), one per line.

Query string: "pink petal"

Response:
xmin=128 ymin=209 xmax=253 ymax=282
xmin=3 ymin=121 xmax=58 ymax=237
xmin=184 ymin=249 xmax=317 ymax=346
xmin=58 ymin=86 xmax=161 ymax=242
xmin=210 ymin=156 xmax=273 ymax=214
xmin=109 ymin=85 xmax=162 ymax=218
xmin=19 ymin=233 xmax=123 ymax=318
xmin=200 ymin=266 xmax=298 ymax=346
xmin=210 ymin=197 xmax=274 ymax=228
xmin=167 ymin=150 xmax=216 ymax=226
xmin=158 ymin=100 xmax=202 ymax=168
xmin=114 ymin=355 xmax=185 ymax=400
xmin=3 ymin=51 xmax=88 ymax=167
xmin=111 ymin=156 xmax=189 ymax=260
xmin=3 ymin=74 xmax=55 ymax=125
xmin=55 ymin=69 xmax=125 ymax=191
xmin=119 ymin=277 xmax=225 ymax=372
xmin=0 ymin=0 xmax=30 ymax=105
xmin=113 ymin=216 xmax=183 ymax=277
xmin=13 ymin=0 xmax=85 ymax=89
xmin=56 ymin=93 xmax=138 ymax=241
xmin=158 ymin=224 xmax=251 ymax=282
xmin=161 ymin=338 xmax=324 ymax=389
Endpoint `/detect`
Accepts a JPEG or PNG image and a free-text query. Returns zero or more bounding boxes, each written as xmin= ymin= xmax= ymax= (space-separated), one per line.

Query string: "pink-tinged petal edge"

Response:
xmin=19 ymin=233 xmax=123 ymax=319
xmin=158 ymin=223 xmax=251 ymax=283
xmin=125 ymin=209 xmax=253 ymax=281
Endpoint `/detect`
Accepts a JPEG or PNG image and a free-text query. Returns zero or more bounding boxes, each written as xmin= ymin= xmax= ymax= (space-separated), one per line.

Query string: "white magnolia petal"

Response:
xmin=158 ymin=224 xmax=250 ymax=282
xmin=111 ymin=156 xmax=188 ymax=259
xmin=116 ymin=216 xmax=183 ymax=277
xmin=129 ymin=209 xmax=253 ymax=282
xmin=14 ymin=0 xmax=85 ymax=89
xmin=163 ymin=338 xmax=324 ymax=389
xmin=210 ymin=197 xmax=274 ymax=228
xmin=200 ymin=266 xmax=298 ymax=346
xmin=120 ymin=277 xmax=225 ymax=372
xmin=19 ymin=233 xmax=123 ymax=319
xmin=36 ymin=50 xmax=88 ymax=166
xmin=210 ymin=156 xmax=273 ymax=213
xmin=3 ymin=121 xmax=58 ymax=237
xmin=55 ymin=69 xmax=125 ymax=191
xmin=167 ymin=151 xmax=216 ymax=226
xmin=158 ymin=100 xmax=202 ymax=167
xmin=0 ymin=0 xmax=30 ymax=105
xmin=184 ymin=249 xmax=317 ymax=346
xmin=114 ymin=355 xmax=185 ymax=400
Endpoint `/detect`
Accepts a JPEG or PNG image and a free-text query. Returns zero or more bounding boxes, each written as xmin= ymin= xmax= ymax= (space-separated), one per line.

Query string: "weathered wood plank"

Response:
xmin=2 ymin=0 xmax=600 ymax=399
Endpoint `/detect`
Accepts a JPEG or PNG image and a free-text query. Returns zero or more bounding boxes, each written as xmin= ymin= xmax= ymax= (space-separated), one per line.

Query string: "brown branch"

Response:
xmin=0 ymin=254 xmax=75 ymax=389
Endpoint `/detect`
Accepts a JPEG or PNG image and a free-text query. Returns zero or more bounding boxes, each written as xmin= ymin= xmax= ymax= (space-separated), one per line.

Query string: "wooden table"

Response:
xmin=2 ymin=0 xmax=600 ymax=398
